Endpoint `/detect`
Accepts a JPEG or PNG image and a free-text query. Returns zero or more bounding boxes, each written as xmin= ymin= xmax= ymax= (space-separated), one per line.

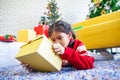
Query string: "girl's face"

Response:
xmin=50 ymin=31 xmax=72 ymax=48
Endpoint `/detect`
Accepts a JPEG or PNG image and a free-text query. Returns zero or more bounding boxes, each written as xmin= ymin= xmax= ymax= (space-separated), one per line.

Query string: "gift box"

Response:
xmin=17 ymin=29 xmax=36 ymax=42
xmin=34 ymin=24 xmax=49 ymax=37
xmin=72 ymin=11 xmax=120 ymax=49
xmin=15 ymin=34 xmax=62 ymax=72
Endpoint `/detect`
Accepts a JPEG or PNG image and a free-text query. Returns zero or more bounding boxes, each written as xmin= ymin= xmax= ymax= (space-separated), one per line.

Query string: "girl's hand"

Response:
xmin=21 ymin=62 xmax=34 ymax=72
xmin=52 ymin=43 xmax=65 ymax=55
xmin=62 ymin=60 xmax=71 ymax=67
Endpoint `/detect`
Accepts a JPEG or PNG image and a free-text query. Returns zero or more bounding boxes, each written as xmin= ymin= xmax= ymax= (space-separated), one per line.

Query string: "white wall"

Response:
xmin=58 ymin=0 xmax=91 ymax=23
xmin=0 ymin=0 xmax=91 ymax=36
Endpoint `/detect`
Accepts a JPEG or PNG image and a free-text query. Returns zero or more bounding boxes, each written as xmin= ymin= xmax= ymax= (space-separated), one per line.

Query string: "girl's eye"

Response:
xmin=58 ymin=37 xmax=62 ymax=40
xmin=52 ymin=39 xmax=55 ymax=42
xmin=53 ymin=40 xmax=55 ymax=42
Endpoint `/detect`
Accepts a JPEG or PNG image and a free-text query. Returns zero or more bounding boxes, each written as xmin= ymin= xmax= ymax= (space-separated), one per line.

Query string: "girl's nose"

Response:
xmin=53 ymin=40 xmax=59 ymax=44
xmin=54 ymin=40 xmax=58 ymax=43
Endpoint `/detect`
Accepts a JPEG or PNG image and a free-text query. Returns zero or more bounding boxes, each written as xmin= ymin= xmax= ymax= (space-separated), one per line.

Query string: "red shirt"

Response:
xmin=60 ymin=39 xmax=94 ymax=70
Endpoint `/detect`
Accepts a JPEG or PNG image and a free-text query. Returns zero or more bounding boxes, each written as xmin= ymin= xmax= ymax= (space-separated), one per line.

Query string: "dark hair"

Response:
xmin=48 ymin=20 xmax=76 ymax=39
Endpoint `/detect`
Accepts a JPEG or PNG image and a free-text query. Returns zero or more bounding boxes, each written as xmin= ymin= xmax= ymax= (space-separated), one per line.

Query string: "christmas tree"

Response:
xmin=87 ymin=0 xmax=120 ymax=19
xmin=39 ymin=0 xmax=61 ymax=26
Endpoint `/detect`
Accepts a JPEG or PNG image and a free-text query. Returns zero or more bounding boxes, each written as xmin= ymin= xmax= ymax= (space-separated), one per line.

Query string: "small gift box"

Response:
xmin=34 ymin=24 xmax=49 ymax=37
xmin=17 ymin=29 xmax=36 ymax=42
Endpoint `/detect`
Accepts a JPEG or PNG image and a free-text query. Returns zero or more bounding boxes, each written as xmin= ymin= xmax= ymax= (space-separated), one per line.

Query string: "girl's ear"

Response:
xmin=68 ymin=32 xmax=72 ymax=38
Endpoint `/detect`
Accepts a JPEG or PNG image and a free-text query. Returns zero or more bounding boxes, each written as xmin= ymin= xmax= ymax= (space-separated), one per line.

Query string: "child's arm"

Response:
xmin=60 ymin=46 xmax=94 ymax=70
xmin=52 ymin=41 xmax=94 ymax=70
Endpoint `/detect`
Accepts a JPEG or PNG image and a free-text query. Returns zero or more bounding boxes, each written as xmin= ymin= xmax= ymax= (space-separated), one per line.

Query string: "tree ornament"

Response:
xmin=100 ymin=9 xmax=106 ymax=15
xmin=104 ymin=4 xmax=110 ymax=10
xmin=95 ymin=2 xmax=100 ymax=7
xmin=93 ymin=0 xmax=101 ymax=3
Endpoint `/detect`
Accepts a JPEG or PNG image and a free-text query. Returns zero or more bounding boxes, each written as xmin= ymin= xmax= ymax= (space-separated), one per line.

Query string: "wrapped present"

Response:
xmin=72 ymin=11 xmax=120 ymax=49
xmin=17 ymin=29 xmax=36 ymax=42
xmin=15 ymin=34 xmax=62 ymax=72
xmin=0 ymin=34 xmax=16 ymax=42
xmin=34 ymin=24 xmax=49 ymax=37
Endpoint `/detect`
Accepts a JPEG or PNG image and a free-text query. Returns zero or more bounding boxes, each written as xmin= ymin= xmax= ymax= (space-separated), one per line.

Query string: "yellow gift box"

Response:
xmin=16 ymin=34 xmax=62 ymax=72
xmin=17 ymin=29 xmax=36 ymax=42
xmin=72 ymin=11 xmax=120 ymax=49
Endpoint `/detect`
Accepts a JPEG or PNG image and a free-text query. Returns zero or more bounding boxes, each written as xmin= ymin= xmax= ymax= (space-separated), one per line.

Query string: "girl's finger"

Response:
xmin=52 ymin=44 xmax=58 ymax=49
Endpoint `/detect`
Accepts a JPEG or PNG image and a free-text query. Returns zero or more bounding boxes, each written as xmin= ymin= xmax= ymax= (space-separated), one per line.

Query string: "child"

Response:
xmin=48 ymin=20 xmax=94 ymax=70
xmin=22 ymin=20 xmax=94 ymax=71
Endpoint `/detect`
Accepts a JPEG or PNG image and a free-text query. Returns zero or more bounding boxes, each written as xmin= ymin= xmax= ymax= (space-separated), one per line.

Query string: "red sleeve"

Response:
xmin=60 ymin=40 xmax=94 ymax=70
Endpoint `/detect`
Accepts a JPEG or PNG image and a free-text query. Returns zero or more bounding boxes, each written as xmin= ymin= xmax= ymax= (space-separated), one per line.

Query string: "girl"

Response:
xmin=48 ymin=20 xmax=94 ymax=70
xmin=22 ymin=20 xmax=94 ymax=71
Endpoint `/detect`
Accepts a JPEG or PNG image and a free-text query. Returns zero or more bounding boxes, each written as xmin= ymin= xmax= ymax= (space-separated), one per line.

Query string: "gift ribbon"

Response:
xmin=72 ymin=26 xmax=84 ymax=31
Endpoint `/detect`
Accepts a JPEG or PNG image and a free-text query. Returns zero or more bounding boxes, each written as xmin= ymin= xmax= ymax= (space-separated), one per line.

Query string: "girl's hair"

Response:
xmin=48 ymin=20 xmax=76 ymax=39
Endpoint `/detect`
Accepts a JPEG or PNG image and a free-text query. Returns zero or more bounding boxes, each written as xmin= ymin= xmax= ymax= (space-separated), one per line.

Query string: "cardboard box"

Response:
xmin=16 ymin=34 xmax=62 ymax=72
xmin=17 ymin=29 xmax=36 ymax=42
